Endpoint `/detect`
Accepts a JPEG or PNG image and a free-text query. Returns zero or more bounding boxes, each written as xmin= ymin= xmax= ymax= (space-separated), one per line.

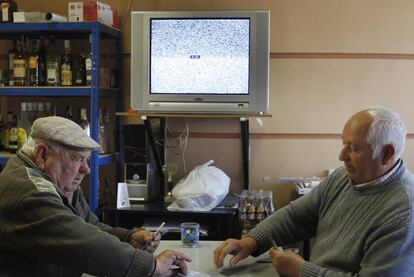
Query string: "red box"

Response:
xmin=68 ymin=1 xmax=118 ymax=28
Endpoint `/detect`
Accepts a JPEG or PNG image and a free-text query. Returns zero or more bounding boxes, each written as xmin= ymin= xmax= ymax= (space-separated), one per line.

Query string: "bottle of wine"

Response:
xmin=61 ymin=40 xmax=73 ymax=86
xmin=99 ymin=109 xmax=107 ymax=153
xmin=38 ymin=36 xmax=47 ymax=86
xmin=0 ymin=0 xmax=17 ymax=23
xmin=74 ymin=49 xmax=86 ymax=86
xmin=3 ymin=111 xmax=13 ymax=151
xmin=65 ymin=105 xmax=73 ymax=120
xmin=8 ymin=114 xmax=18 ymax=153
xmin=46 ymin=37 xmax=60 ymax=86
xmin=17 ymin=102 xmax=31 ymax=138
xmin=85 ymin=34 xmax=93 ymax=86
xmin=8 ymin=38 xmax=16 ymax=86
xmin=78 ymin=108 xmax=90 ymax=136
xmin=13 ymin=38 xmax=26 ymax=86
xmin=27 ymin=39 xmax=40 ymax=86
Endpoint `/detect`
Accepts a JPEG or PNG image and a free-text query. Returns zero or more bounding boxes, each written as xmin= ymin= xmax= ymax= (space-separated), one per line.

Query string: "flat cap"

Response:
xmin=31 ymin=116 xmax=100 ymax=150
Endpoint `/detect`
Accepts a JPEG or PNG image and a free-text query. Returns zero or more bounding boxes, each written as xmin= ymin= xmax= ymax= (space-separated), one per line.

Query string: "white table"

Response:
xmin=156 ymin=240 xmax=278 ymax=277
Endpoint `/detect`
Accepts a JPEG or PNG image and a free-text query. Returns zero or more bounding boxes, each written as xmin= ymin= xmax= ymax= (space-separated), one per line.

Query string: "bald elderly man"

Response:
xmin=214 ymin=107 xmax=414 ymax=277
xmin=0 ymin=116 xmax=191 ymax=277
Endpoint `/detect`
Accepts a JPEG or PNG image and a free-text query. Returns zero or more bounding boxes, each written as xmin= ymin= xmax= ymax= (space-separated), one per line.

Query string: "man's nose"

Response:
xmin=81 ymin=160 xmax=91 ymax=174
xmin=339 ymin=147 xmax=348 ymax=161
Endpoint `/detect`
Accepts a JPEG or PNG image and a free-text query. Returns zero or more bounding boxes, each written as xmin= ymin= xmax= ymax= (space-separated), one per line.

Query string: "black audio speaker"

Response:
xmin=123 ymin=125 xmax=161 ymax=201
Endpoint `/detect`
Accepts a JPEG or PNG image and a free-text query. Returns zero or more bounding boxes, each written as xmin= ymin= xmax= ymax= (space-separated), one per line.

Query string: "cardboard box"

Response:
xmin=68 ymin=1 xmax=118 ymax=28
xmin=68 ymin=2 xmax=84 ymax=22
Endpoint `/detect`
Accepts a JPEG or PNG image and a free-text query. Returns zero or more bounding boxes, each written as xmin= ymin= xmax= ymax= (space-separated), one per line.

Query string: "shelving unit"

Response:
xmin=0 ymin=22 xmax=122 ymax=213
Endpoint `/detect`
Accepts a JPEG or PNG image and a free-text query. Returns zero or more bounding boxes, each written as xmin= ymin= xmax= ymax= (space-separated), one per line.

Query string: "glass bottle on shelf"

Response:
xmin=27 ymin=39 xmax=40 ymax=86
xmin=65 ymin=105 xmax=73 ymax=120
xmin=74 ymin=49 xmax=86 ymax=86
xmin=8 ymin=38 xmax=16 ymax=86
xmin=264 ymin=190 xmax=275 ymax=217
xmin=8 ymin=114 xmax=18 ymax=153
xmin=99 ymin=109 xmax=107 ymax=154
xmin=37 ymin=102 xmax=45 ymax=119
xmin=78 ymin=108 xmax=90 ymax=136
xmin=255 ymin=191 xmax=266 ymax=222
xmin=38 ymin=36 xmax=47 ymax=86
xmin=61 ymin=40 xmax=73 ymax=86
xmin=238 ymin=191 xmax=248 ymax=236
xmin=17 ymin=102 xmax=31 ymax=138
xmin=31 ymin=102 xmax=38 ymax=122
xmin=45 ymin=102 xmax=52 ymax=116
xmin=13 ymin=38 xmax=26 ymax=86
xmin=3 ymin=111 xmax=13 ymax=151
xmin=0 ymin=0 xmax=17 ymax=23
xmin=46 ymin=37 xmax=60 ymax=86
xmin=85 ymin=34 xmax=93 ymax=86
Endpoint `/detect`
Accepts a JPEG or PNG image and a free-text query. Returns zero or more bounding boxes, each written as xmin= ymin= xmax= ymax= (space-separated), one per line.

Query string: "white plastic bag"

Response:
xmin=167 ymin=160 xmax=230 ymax=211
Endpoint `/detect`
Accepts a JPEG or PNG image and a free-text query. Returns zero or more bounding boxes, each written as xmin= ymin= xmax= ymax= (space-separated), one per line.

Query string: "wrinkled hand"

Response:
xmin=129 ymin=230 xmax=160 ymax=253
xmin=269 ymin=248 xmax=304 ymax=277
xmin=154 ymin=250 xmax=192 ymax=277
xmin=213 ymin=237 xmax=258 ymax=268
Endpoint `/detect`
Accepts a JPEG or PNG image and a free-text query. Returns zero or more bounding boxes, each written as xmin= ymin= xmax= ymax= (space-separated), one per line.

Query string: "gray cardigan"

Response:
xmin=0 ymin=151 xmax=154 ymax=277
xmin=248 ymin=163 xmax=414 ymax=276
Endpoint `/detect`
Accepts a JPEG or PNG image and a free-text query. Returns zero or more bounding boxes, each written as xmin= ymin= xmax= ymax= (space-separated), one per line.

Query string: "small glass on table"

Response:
xmin=180 ymin=222 xmax=200 ymax=248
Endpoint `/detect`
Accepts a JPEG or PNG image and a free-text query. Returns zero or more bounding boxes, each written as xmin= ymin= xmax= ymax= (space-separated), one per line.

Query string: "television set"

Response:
xmin=130 ymin=10 xmax=270 ymax=114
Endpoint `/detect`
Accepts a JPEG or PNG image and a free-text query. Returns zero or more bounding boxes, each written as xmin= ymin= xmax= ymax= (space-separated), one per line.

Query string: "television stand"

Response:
xmin=118 ymin=112 xmax=272 ymax=190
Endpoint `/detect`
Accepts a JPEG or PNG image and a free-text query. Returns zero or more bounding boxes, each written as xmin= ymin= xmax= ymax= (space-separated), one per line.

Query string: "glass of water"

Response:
xmin=180 ymin=222 xmax=200 ymax=248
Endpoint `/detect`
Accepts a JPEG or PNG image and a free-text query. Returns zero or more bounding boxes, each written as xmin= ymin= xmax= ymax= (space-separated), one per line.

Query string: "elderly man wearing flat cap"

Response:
xmin=0 ymin=116 xmax=191 ymax=277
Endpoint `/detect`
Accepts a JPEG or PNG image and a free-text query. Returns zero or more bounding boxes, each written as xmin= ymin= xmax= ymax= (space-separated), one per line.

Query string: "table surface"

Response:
xmin=156 ymin=240 xmax=278 ymax=277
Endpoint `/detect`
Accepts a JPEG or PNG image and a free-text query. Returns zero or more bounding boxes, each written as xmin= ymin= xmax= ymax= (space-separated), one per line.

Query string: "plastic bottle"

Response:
xmin=256 ymin=191 xmax=266 ymax=222
xmin=264 ymin=190 xmax=275 ymax=217
xmin=238 ymin=190 xmax=249 ymax=236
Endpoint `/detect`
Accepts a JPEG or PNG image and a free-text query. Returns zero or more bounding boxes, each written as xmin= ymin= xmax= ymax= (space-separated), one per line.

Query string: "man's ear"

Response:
xmin=382 ymin=144 xmax=396 ymax=165
xmin=33 ymin=144 xmax=49 ymax=170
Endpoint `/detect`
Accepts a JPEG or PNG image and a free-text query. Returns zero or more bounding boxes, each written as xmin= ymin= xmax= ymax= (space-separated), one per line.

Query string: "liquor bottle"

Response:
xmin=85 ymin=34 xmax=93 ymax=86
xmin=0 ymin=0 xmax=17 ymax=23
xmin=8 ymin=39 xmax=16 ymax=86
xmin=60 ymin=40 xmax=73 ymax=86
xmin=3 ymin=111 xmax=12 ymax=151
xmin=46 ymin=38 xmax=60 ymax=86
xmin=27 ymin=39 xmax=40 ymax=86
xmin=37 ymin=102 xmax=45 ymax=118
xmin=17 ymin=102 xmax=31 ymax=137
xmin=78 ymin=108 xmax=90 ymax=136
xmin=13 ymin=38 xmax=26 ymax=86
xmin=38 ymin=36 xmax=47 ymax=86
xmin=31 ymin=102 xmax=38 ymax=122
xmin=74 ymin=49 xmax=86 ymax=86
xmin=45 ymin=102 xmax=52 ymax=116
xmin=65 ymin=105 xmax=73 ymax=120
xmin=99 ymin=109 xmax=107 ymax=153
xmin=8 ymin=114 xmax=18 ymax=153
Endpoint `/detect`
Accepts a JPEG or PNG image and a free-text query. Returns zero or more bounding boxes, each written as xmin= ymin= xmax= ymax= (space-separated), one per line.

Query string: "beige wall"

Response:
xmin=16 ymin=0 xmax=414 ymax=207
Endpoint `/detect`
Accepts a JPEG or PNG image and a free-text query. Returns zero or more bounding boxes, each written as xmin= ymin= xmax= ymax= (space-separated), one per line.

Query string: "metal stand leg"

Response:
xmin=240 ymin=118 xmax=249 ymax=190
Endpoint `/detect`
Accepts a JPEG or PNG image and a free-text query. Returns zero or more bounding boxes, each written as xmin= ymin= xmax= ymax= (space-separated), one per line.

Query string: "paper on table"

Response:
xmin=177 ymin=271 xmax=211 ymax=277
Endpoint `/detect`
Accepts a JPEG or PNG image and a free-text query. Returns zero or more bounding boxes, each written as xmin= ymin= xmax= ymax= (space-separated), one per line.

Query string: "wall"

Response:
xmin=15 ymin=0 xmax=414 ymax=208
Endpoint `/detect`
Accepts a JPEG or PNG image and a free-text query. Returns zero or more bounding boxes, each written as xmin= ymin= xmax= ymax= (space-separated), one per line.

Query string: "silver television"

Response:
xmin=130 ymin=10 xmax=270 ymax=114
